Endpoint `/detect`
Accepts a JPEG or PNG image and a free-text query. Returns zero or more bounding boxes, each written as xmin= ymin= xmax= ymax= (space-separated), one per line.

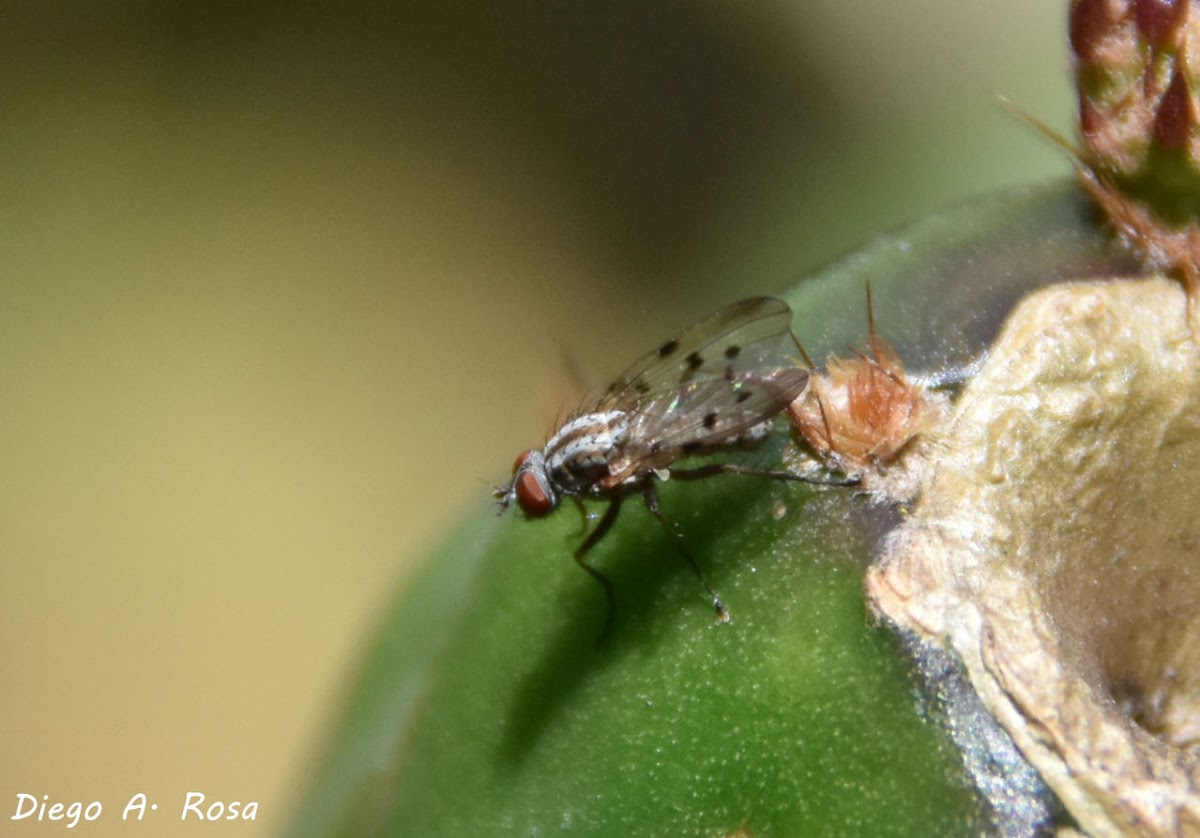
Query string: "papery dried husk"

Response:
xmin=867 ymin=278 xmax=1200 ymax=837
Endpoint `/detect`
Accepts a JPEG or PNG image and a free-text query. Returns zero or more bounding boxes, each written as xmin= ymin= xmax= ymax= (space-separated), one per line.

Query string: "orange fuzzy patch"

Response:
xmin=788 ymin=332 xmax=926 ymax=474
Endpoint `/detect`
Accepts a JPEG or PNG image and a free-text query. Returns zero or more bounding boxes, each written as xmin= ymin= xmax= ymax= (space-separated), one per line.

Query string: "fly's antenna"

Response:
xmin=489 ymin=478 xmax=514 ymax=513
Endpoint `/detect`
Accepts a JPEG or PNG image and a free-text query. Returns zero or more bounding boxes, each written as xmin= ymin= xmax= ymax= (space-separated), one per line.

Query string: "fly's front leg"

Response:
xmin=574 ymin=496 xmax=622 ymax=642
xmin=641 ymin=480 xmax=729 ymax=624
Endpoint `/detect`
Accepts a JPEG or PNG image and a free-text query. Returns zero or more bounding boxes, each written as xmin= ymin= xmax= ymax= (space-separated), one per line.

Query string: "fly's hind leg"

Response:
xmin=669 ymin=462 xmax=859 ymax=487
xmin=641 ymin=480 xmax=729 ymax=624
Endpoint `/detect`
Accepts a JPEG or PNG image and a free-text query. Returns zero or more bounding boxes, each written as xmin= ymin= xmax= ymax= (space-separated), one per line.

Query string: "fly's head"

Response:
xmin=496 ymin=449 xmax=557 ymax=518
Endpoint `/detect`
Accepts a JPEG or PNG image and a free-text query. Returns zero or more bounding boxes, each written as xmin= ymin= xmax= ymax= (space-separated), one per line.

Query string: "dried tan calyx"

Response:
xmin=867 ymin=278 xmax=1200 ymax=837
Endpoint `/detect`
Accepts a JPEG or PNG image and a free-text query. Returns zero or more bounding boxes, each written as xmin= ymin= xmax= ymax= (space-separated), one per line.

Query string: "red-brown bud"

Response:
xmin=1154 ymin=63 xmax=1196 ymax=150
xmin=1070 ymin=0 xmax=1200 ymax=171
xmin=1068 ymin=0 xmax=1200 ymax=311
xmin=1134 ymin=0 xmax=1189 ymax=48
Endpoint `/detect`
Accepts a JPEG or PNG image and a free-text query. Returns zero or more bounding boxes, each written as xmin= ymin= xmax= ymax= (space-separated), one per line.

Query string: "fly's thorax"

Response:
xmin=543 ymin=409 xmax=630 ymax=495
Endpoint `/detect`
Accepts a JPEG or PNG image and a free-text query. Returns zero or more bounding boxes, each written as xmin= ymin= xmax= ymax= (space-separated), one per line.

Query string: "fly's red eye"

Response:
xmin=512 ymin=450 xmax=533 ymax=474
xmin=515 ymin=470 xmax=553 ymax=517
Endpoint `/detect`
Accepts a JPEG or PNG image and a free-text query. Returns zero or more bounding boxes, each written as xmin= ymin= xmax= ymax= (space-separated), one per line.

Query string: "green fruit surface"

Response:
xmin=287 ymin=181 xmax=1132 ymax=837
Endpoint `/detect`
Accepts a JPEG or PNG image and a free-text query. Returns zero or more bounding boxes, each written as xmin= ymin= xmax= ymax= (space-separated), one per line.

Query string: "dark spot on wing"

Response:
xmin=724 ymin=365 xmax=735 ymax=382
xmin=650 ymin=441 xmax=663 ymax=453
xmin=736 ymin=390 xmax=753 ymax=403
xmin=724 ymin=344 xmax=741 ymax=360
xmin=658 ymin=338 xmax=678 ymax=358
xmin=635 ymin=382 xmax=651 ymax=395
xmin=686 ymin=351 xmax=703 ymax=370
xmin=703 ymin=411 xmax=719 ymax=430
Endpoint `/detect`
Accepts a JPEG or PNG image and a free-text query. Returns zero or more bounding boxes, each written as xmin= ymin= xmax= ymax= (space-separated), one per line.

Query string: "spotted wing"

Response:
xmin=625 ymin=367 xmax=809 ymax=458
xmin=600 ymin=296 xmax=808 ymax=455
xmin=600 ymin=296 xmax=798 ymax=405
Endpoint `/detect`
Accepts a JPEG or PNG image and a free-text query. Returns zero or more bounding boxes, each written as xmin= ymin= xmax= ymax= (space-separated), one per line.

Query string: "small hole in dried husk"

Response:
xmin=867 ymin=278 xmax=1200 ymax=837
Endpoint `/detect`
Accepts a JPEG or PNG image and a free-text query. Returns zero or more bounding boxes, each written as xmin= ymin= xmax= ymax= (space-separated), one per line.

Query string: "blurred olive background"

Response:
xmin=1 ymin=3 xmax=1068 ymax=836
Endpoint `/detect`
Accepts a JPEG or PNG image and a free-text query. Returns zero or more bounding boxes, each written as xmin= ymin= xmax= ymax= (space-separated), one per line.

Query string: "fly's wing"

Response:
xmin=600 ymin=296 xmax=808 ymax=455
xmin=599 ymin=297 xmax=799 ymax=409
xmin=623 ymin=366 xmax=809 ymax=458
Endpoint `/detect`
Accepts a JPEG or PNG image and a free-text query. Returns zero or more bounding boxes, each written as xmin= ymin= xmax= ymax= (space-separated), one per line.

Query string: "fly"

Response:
xmin=496 ymin=296 xmax=852 ymax=637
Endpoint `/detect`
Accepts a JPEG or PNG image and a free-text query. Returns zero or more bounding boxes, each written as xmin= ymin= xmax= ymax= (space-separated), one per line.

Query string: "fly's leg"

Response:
xmin=669 ymin=462 xmax=859 ymax=488
xmin=569 ymin=496 xmax=590 ymax=539
xmin=641 ymin=480 xmax=729 ymax=624
xmin=574 ymin=496 xmax=622 ymax=641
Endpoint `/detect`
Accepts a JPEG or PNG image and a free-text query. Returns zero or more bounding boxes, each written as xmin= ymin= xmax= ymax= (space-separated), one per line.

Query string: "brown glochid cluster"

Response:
xmin=787 ymin=301 xmax=927 ymax=476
